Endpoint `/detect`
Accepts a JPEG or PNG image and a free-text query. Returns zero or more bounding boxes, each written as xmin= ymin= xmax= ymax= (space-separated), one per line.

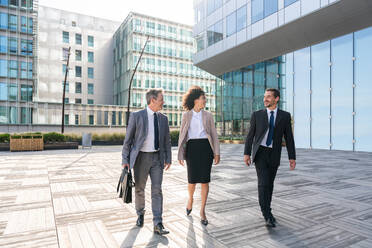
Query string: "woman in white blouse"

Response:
xmin=177 ymin=86 xmax=220 ymax=225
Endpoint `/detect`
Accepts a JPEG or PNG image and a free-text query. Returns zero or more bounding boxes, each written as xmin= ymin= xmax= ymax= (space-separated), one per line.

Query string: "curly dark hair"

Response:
xmin=182 ymin=86 xmax=205 ymax=111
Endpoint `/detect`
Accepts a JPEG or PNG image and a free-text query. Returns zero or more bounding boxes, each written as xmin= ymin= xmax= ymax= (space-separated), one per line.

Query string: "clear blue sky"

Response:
xmin=39 ymin=0 xmax=194 ymax=25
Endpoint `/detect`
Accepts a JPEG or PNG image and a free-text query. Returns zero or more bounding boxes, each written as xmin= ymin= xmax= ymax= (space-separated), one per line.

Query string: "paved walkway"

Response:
xmin=0 ymin=145 xmax=371 ymax=247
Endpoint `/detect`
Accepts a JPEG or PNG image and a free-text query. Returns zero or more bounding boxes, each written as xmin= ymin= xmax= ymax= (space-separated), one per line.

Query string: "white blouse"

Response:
xmin=187 ymin=110 xmax=207 ymax=140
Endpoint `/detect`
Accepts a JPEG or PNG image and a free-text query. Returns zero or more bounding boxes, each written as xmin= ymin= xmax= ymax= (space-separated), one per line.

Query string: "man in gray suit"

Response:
xmin=122 ymin=89 xmax=172 ymax=235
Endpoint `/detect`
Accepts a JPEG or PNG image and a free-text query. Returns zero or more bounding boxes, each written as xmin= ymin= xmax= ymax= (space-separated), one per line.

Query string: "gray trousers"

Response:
xmin=133 ymin=151 xmax=163 ymax=225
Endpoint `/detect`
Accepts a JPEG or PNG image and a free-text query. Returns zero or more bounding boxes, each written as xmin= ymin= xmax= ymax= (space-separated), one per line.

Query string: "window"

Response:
xmin=146 ymin=21 xmax=155 ymax=29
xmin=226 ymin=11 xmax=236 ymax=37
xmin=75 ymin=114 xmax=79 ymax=124
xmin=20 ymin=84 xmax=32 ymax=101
xmin=207 ymin=20 xmax=223 ymax=46
xmin=88 ymin=51 xmax=94 ymax=63
xmin=237 ymin=5 xmax=247 ymax=32
xmin=285 ymin=0 xmax=298 ymax=7
xmin=20 ymin=61 xmax=27 ymax=78
xmin=9 ymin=37 xmax=17 ymax=54
xmin=87 ymin=35 xmax=93 ymax=47
xmin=88 ymin=99 xmax=94 ymax=104
xmin=21 ymin=39 xmax=32 ymax=55
xmin=64 ymin=114 xmax=69 ymax=125
xmin=88 ymin=67 xmax=93 ymax=78
xmin=0 ymin=36 xmax=7 ymax=53
xmin=9 ymin=83 xmax=17 ymax=100
xmin=64 ymin=97 xmax=69 ymax=104
xmin=168 ymin=26 xmax=176 ymax=34
xmin=112 ymin=111 xmax=116 ymax=125
xmin=89 ymin=114 xmax=94 ymax=124
xmin=0 ymin=82 xmax=6 ymax=100
xmin=62 ymin=81 xmax=69 ymax=93
xmin=0 ymin=59 xmax=7 ymax=77
xmin=9 ymin=60 xmax=17 ymax=78
xmin=9 ymin=14 xmax=17 ymax=31
xmin=0 ymin=0 xmax=8 ymax=7
xmin=24 ymin=17 xmax=32 ymax=33
xmin=75 ymin=82 xmax=81 ymax=93
xmin=75 ymin=66 xmax=81 ymax=77
xmin=62 ymin=48 xmax=69 ymax=60
xmin=63 ymin=31 xmax=69 ymax=43
xmin=0 ymin=13 xmax=8 ymax=29
xmin=207 ymin=0 xmax=223 ymax=16
xmin=88 ymin=83 xmax=94 ymax=94
xmin=62 ymin=64 xmax=67 ymax=75
xmin=75 ymin=50 xmax=81 ymax=61
xmin=75 ymin=33 xmax=81 ymax=45
xmin=10 ymin=0 xmax=18 ymax=7
xmin=75 ymin=98 xmax=81 ymax=104
xmin=27 ymin=62 xmax=32 ymax=79
xmin=264 ymin=0 xmax=278 ymax=17
xmin=21 ymin=0 xmax=32 ymax=8
xmin=252 ymin=0 xmax=264 ymax=24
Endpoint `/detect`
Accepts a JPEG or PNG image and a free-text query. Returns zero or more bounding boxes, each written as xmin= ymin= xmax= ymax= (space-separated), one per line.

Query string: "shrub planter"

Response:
xmin=0 ymin=143 xmax=10 ymax=151
xmin=10 ymin=134 xmax=43 ymax=151
xmin=92 ymin=140 xmax=123 ymax=146
xmin=44 ymin=142 xmax=79 ymax=150
xmin=219 ymin=139 xmax=245 ymax=144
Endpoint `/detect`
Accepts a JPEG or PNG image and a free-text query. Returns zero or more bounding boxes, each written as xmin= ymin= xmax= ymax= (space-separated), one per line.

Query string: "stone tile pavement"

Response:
xmin=0 ymin=145 xmax=371 ymax=247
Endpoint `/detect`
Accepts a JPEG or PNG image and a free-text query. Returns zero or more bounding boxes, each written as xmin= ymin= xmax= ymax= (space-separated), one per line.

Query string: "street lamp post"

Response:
xmin=126 ymin=36 xmax=150 ymax=126
xmin=61 ymin=47 xmax=71 ymax=134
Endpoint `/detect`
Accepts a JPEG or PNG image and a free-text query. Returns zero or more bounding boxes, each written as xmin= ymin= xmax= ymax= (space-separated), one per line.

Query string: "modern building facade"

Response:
xmin=34 ymin=6 xmax=123 ymax=126
xmin=0 ymin=0 xmax=36 ymax=125
xmin=113 ymin=12 xmax=217 ymax=127
xmin=193 ymin=0 xmax=372 ymax=152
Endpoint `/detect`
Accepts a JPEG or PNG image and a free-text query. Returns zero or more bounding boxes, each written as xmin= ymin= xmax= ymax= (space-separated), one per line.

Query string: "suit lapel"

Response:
xmin=142 ymin=109 xmax=148 ymax=137
xmin=274 ymin=109 xmax=282 ymax=128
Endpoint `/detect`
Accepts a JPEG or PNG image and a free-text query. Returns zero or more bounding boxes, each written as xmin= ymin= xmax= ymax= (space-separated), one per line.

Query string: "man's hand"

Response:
xmin=244 ymin=155 xmax=251 ymax=166
xmin=178 ymin=160 xmax=184 ymax=166
xmin=214 ymin=155 xmax=220 ymax=165
xmin=122 ymin=164 xmax=129 ymax=169
xmin=289 ymin=160 xmax=296 ymax=170
xmin=164 ymin=163 xmax=171 ymax=170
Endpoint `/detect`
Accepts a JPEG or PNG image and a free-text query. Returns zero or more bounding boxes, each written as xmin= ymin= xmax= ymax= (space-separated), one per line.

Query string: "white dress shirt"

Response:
xmin=140 ymin=107 xmax=159 ymax=152
xmin=260 ymin=108 xmax=278 ymax=148
xmin=187 ymin=109 xmax=207 ymax=140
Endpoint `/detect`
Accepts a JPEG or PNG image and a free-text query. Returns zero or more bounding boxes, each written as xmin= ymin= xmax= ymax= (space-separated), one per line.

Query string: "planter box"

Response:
xmin=92 ymin=140 xmax=123 ymax=146
xmin=219 ymin=139 xmax=244 ymax=144
xmin=44 ymin=142 xmax=79 ymax=150
xmin=0 ymin=143 xmax=10 ymax=151
xmin=10 ymin=135 xmax=43 ymax=151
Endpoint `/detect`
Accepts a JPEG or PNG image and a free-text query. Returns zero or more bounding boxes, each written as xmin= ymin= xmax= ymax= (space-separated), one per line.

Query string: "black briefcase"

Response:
xmin=117 ymin=167 xmax=135 ymax=204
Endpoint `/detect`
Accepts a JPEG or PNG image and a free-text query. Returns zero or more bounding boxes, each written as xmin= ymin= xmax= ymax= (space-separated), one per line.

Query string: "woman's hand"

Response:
xmin=214 ymin=155 xmax=220 ymax=165
xmin=178 ymin=160 xmax=185 ymax=166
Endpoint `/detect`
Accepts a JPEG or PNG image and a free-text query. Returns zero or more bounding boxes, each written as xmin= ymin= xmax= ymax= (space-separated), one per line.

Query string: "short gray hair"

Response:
xmin=146 ymin=88 xmax=163 ymax=105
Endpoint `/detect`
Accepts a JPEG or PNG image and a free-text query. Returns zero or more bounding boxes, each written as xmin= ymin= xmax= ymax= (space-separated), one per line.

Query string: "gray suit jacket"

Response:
xmin=122 ymin=109 xmax=172 ymax=169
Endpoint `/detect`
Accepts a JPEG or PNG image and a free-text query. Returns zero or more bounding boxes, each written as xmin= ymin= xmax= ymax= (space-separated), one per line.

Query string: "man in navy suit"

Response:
xmin=244 ymin=88 xmax=296 ymax=227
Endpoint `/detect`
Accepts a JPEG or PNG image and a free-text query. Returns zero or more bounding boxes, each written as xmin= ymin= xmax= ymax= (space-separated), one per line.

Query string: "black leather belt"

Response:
xmin=259 ymin=145 xmax=272 ymax=150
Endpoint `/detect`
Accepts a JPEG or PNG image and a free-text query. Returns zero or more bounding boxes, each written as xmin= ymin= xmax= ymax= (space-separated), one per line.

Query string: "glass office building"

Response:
xmin=0 ymin=0 xmax=36 ymax=125
xmin=193 ymin=0 xmax=372 ymax=152
xmin=113 ymin=12 xmax=217 ymax=127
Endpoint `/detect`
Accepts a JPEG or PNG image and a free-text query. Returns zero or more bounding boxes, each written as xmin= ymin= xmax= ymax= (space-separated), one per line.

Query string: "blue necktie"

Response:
xmin=266 ymin=111 xmax=274 ymax=146
xmin=154 ymin=113 xmax=159 ymax=150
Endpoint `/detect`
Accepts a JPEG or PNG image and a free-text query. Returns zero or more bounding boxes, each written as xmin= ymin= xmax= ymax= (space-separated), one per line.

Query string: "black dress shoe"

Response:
xmin=200 ymin=219 xmax=208 ymax=226
xmin=154 ymin=223 xmax=170 ymax=235
xmin=186 ymin=208 xmax=192 ymax=216
xmin=265 ymin=216 xmax=276 ymax=228
xmin=136 ymin=215 xmax=144 ymax=227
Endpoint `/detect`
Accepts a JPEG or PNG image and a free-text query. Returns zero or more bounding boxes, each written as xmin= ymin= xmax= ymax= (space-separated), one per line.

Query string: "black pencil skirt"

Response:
xmin=186 ymin=138 xmax=214 ymax=184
